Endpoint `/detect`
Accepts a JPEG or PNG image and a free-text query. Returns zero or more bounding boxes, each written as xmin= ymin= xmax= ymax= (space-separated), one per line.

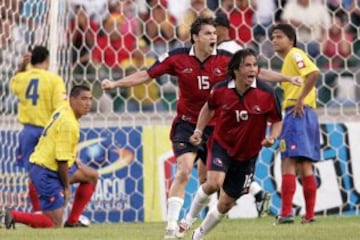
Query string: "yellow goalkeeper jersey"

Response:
xmin=10 ymin=68 xmax=67 ymax=127
xmin=30 ymin=104 xmax=79 ymax=171
xmin=281 ymin=47 xmax=319 ymax=109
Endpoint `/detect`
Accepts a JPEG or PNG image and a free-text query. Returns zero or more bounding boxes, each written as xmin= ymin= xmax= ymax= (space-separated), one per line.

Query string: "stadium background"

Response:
xmin=0 ymin=0 xmax=359 ymax=223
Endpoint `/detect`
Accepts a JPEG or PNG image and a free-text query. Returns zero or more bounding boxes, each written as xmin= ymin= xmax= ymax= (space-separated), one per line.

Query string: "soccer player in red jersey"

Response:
xmin=102 ymin=17 xmax=296 ymax=239
xmin=187 ymin=48 xmax=282 ymax=240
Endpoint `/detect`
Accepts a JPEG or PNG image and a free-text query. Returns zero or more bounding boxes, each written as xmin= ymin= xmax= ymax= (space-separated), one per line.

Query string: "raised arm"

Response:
xmin=259 ymin=69 xmax=302 ymax=86
xmin=189 ymin=102 xmax=214 ymax=146
xmin=101 ymin=70 xmax=151 ymax=89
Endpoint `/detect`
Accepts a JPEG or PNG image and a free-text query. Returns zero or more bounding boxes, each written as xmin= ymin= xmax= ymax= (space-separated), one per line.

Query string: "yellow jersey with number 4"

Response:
xmin=280 ymin=48 xmax=319 ymax=109
xmin=30 ymin=104 xmax=79 ymax=171
xmin=10 ymin=68 xmax=67 ymax=127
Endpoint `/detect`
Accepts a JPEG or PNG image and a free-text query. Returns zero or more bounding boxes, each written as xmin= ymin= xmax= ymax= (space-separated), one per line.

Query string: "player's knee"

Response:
xmin=203 ymin=180 xmax=221 ymax=194
xmin=175 ymin=168 xmax=192 ymax=183
xmin=89 ymin=168 xmax=99 ymax=185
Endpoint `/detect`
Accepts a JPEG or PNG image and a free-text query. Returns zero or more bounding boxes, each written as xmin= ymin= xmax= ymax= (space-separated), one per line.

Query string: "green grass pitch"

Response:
xmin=1 ymin=215 xmax=359 ymax=240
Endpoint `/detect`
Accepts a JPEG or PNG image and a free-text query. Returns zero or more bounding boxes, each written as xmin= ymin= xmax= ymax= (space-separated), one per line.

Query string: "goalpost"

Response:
xmin=0 ymin=0 xmax=359 ymax=224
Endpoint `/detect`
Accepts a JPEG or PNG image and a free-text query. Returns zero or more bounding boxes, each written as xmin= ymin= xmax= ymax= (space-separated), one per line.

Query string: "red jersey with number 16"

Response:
xmin=147 ymin=46 xmax=232 ymax=125
xmin=208 ymin=79 xmax=282 ymax=161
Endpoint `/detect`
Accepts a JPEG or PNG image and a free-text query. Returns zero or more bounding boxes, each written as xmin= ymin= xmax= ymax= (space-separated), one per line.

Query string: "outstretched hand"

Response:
xmin=101 ymin=79 xmax=115 ymax=90
xmin=289 ymin=76 xmax=302 ymax=86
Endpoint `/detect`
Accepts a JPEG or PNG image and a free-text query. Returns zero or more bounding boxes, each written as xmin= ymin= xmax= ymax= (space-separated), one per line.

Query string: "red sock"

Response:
xmin=28 ymin=182 xmax=41 ymax=212
xmin=281 ymin=174 xmax=296 ymax=217
xmin=302 ymin=175 xmax=317 ymax=219
xmin=12 ymin=210 xmax=54 ymax=228
xmin=67 ymin=183 xmax=95 ymax=224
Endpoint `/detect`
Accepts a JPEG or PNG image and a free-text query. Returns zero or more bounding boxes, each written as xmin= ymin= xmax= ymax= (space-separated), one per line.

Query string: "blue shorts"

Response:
xmin=30 ymin=164 xmax=79 ymax=211
xmin=208 ymin=139 xmax=256 ymax=199
xmin=170 ymin=118 xmax=213 ymax=164
xmin=280 ymin=106 xmax=320 ymax=162
xmin=16 ymin=124 xmax=43 ymax=170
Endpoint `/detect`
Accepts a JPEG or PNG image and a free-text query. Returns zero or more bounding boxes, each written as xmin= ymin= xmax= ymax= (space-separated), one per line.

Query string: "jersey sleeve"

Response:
xmin=55 ymin=120 xmax=77 ymax=162
xmin=267 ymin=93 xmax=282 ymax=123
xmin=52 ymin=75 xmax=67 ymax=110
xmin=9 ymin=74 xmax=20 ymax=95
xmin=207 ymin=87 xmax=221 ymax=111
xmin=147 ymin=51 xmax=176 ymax=78
xmin=291 ymin=50 xmax=319 ymax=77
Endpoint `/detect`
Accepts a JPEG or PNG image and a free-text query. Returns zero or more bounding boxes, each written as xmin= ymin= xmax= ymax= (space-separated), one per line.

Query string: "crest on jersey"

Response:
xmin=253 ymin=105 xmax=261 ymax=112
xmin=293 ymin=52 xmax=306 ymax=69
xmin=213 ymin=68 xmax=222 ymax=76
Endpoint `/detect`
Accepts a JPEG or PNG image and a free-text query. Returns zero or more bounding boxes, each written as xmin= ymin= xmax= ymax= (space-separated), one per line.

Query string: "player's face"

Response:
xmin=194 ymin=24 xmax=217 ymax=55
xmin=236 ymin=55 xmax=258 ymax=86
xmin=71 ymin=90 xmax=92 ymax=118
xmin=271 ymin=29 xmax=292 ymax=54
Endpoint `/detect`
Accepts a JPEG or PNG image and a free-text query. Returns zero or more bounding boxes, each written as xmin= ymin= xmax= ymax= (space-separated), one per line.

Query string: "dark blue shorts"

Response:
xmin=170 ymin=118 xmax=213 ymax=164
xmin=16 ymin=124 xmax=43 ymax=170
xmin=207 ymin=139 xmax=256 ymax=199
xmin=280 ymin=106 xmax=320 ymax=162
xmin=30 ymin=164 xmax=78 ymax=211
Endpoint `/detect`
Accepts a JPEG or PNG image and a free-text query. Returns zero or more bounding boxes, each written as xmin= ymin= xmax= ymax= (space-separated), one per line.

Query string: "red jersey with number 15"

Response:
xmin=208 ymin=79 xmax=282 ymax=161
xmin=147 ymin=46 xmax=232 ymax=125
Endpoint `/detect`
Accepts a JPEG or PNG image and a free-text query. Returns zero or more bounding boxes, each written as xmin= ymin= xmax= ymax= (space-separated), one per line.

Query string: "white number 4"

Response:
xmin=197 ymin=76 xmax=210 ymax=90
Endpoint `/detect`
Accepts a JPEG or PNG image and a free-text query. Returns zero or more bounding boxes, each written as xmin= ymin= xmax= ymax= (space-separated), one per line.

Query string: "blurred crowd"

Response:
xmin=1 ymin=0 xmax=360 ymax=113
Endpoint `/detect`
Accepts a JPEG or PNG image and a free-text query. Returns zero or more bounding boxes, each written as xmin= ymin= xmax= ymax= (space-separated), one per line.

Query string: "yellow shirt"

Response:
xmin=10 ymin=68 xmax=67 ymax=127
xmin=120 ymin=57 xmax=160 ymax=105
xmin=281 ymin=48 xmax=319 ymax=109
xmin=29 ymin=104 xmax=79 ymax=171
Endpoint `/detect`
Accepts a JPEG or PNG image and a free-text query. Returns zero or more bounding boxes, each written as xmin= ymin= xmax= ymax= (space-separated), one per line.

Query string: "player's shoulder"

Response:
xmin=216 ymin=48 xmax=233 ymax=58
xmin=213 ymin=79 xmax=232 ymax=91
xmin=256 ymin=79 xmax=275 ymax=95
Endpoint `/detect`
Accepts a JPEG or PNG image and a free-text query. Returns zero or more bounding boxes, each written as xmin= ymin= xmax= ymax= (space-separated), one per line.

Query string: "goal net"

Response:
xmin=0 ymin=0 xmax=359 ymax=224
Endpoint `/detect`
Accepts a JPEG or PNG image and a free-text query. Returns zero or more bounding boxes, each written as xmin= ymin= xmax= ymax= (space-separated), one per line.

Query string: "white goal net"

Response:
xmin=0 ymin=0 xmax=359 ymax=223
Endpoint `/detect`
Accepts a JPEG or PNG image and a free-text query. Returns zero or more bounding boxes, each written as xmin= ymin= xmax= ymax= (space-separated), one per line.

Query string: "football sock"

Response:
xmin=302 ymin=175 xmax=317 ymax=219
xmin=198 ymin=206 xmax=225 ymax=236
xmin=28 ymin=182 xmax=41 ymax=212
xmin=281 ymin=174 xmax=296 ymax=217
xmin=166 ymin=197 xmax=184 ymax=229
xmin=249 ymin=181 xmax=262 ymax=198
xmin=187 ymin=185 xmax=210 ymax=221
xmin=12 ymin=211 xmax=54 ymax=228
xmin=67 ymin=183 xmax=95 ymax=224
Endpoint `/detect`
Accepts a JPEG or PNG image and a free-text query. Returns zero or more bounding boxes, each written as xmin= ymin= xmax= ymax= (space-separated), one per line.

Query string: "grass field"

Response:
xmin=1 ymin=215 xmax=359 ymax=240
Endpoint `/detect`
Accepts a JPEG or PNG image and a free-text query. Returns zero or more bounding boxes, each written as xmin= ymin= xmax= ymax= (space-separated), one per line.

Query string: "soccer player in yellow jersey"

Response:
xmin=10 ymin=46 xmax=67 ymax=211
xmin=271 ymin=24 xmax=320 ymax=224
xmin=4 ymin=85 xmax=97 ymax=229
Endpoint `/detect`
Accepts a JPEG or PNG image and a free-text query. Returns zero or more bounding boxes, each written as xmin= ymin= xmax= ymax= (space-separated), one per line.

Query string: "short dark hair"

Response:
xmin=190 ymin=17 xmax=215 ymax=44
xmin=228 ymin=48 xmax=258 ymax=79
xmin=270 ymin=23 xmax=297 ymax=47
xmin=70 ymin=85 xmax=90 ymax=97
xmin=30 ymin=46 xmax=49 ymax=65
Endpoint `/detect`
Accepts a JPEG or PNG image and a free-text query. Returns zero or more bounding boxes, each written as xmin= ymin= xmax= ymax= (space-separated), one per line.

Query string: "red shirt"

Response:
xmin=147 ymin=47 xmax=232 ymax=125
xmin=208 ymin=79 xmax=282 ymax=161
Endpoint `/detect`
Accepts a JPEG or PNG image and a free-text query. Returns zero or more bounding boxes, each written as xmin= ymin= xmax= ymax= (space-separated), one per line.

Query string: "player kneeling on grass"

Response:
xmin=181 ymin=49 xmax=282 ymax=240
xmin=3 ymin=85 xmax=97 ymax=229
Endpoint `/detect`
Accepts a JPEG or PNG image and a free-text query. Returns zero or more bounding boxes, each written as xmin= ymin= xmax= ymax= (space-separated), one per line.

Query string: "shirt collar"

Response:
xmin=189 ymin=45 xmax=217 ymax=56
xmin=228 ymin=79 xmax=257 ymax=88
